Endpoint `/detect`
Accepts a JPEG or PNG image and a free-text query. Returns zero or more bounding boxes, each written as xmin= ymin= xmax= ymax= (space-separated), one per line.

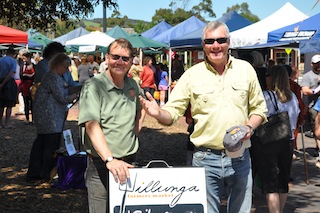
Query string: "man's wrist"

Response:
xmin=245 ymin=124 xmax=254 ymax=134
xmin=104 ymin=156 xmax=114 ymax=164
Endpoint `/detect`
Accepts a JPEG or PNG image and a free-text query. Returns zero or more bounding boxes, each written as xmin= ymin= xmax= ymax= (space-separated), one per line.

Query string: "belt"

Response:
xmin=195 ymin=146 xmax=225 ymax=155
xmin=88 ymin=153 xmax=136 ymax=164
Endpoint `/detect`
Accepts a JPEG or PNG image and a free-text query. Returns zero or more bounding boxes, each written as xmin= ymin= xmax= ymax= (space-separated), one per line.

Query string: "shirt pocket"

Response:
xmin=230 ymin=82 xmax=248 ymax=106
xmin=191 ymin=85 xmax=217 ymax=111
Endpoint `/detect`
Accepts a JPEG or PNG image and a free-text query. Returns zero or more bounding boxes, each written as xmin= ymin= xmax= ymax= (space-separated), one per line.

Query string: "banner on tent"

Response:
xmin=79 ymin=45 xmax=96 ymax=52
xmin=280 ymin=30 xmax=316 ymax=41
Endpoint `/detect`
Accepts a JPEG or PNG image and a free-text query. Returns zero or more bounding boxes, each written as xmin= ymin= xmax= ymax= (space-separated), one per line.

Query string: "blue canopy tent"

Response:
xmin=170 ymin=11 xmax=253 ymax=49
xmin=267 ymin=12 xmax=320 ymax=53
xmin=53 ymin=27 xmax=90 ymax=45
xmin=141 ymin=21 xmax=172 ymax=39
xmin=152 ymin=16 xmax=206 ymax=45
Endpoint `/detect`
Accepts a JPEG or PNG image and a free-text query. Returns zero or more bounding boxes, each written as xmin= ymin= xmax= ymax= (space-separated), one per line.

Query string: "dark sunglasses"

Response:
xmin=203 ymin=37 xmax=229 ymax=44
xmin=109 ymin=54 xmax=131 ymax=62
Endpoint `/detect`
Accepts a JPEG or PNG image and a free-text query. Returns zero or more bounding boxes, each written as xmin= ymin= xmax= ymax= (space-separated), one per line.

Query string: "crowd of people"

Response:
xmin=1 ymin=20 xmax=320 ymax=213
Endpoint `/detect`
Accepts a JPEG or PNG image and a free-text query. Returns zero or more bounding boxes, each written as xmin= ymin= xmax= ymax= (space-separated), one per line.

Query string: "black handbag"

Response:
xmin=255 ymin=91 xmax=292 ymax=144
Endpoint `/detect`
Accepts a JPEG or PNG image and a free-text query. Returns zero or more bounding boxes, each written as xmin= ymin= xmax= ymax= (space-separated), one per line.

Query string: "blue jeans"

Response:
xmin=193 ymin=148 xmax=252 ymax=213
xmin=85 ymin=157 xmax=108 ymax=213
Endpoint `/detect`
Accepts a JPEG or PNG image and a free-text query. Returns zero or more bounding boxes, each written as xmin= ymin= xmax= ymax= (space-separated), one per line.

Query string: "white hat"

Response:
xmin=311 ymin=54 xmax=320 ymax=63
xmin=223 ymin=126 xmax=247 ymax=158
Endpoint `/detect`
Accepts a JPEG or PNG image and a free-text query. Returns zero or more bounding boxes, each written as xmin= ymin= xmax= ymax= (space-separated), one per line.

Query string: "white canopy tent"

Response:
xmin=65 ymin=31 xmax=115 ymax=47
xmin=230 ymin=2 xmax=308 ymax=48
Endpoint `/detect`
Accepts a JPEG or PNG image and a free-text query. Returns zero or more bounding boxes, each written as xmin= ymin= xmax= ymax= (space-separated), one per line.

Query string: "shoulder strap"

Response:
xmin=267 ymin=90 xmax=279 ymax=112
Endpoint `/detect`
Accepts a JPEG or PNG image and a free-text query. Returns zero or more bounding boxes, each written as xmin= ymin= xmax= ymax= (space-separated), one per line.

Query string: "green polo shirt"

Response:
xmin=78 ymin=72 xmax=141 ymax=158
xmin=162 ymin=56 xmax=267 ymax=150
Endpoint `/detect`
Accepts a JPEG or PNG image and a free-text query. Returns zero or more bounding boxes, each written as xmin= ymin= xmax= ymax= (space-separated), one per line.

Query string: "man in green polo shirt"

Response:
xmin=78 ymin=38 xmax=144 ymax=213
xmin=140 ymin=21 xmax=267 ymax=213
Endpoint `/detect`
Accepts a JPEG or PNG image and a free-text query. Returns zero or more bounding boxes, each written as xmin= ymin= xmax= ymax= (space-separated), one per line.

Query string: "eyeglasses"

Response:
xmin=203 ymin=37 xmax=229 ymax=44
xmin=109 ymin=54 xmax=131 ymax=62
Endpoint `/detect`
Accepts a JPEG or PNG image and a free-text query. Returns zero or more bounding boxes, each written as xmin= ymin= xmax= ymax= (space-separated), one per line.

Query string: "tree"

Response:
xmin=191 ymin=0 xmax=216 ymax=19
xmin=226 ymin=3 xmax=260 ymax=23
xmin=0 ymin=0 xmax=118 ymax=30
xmin=152 ymin=8 xmax=195 ymax=26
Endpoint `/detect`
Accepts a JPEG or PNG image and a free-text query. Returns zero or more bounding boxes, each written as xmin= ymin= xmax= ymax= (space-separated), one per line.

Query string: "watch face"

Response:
xmin=107 ymin=156 xmax=114 ymax=162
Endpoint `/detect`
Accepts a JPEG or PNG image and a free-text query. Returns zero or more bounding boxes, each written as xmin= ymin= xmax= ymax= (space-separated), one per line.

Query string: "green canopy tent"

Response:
xmin=29 ymin=34 xmax=52 ymax=49
xmin=106 ymin=25 xmax=130 ymax=39
xmin=126 ymin=34 xmax=168 ymax=49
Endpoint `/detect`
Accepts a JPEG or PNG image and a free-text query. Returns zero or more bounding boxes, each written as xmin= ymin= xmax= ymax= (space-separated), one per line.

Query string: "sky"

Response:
xmin=91 ymin=0 xmax=320 ymax=22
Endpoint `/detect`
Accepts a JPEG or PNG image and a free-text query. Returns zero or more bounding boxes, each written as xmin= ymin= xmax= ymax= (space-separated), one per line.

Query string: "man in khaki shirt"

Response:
xmin=140 ymin=21 xmax=267 ymax=213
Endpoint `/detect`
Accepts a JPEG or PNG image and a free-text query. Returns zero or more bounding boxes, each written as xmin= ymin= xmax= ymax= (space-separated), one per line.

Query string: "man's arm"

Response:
xmin=85 ymin=120 xmax=134 ymax=184
xmin=242 ymin=114 xmax=265 ymax=140
xmin=315 ymin=112 xmax=320 ymax=139
xmin=302 ymin=86 xmax=314 ymax=96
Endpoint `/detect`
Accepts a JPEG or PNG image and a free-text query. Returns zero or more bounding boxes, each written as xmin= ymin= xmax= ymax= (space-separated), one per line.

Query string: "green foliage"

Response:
xmin=152 ymin=8 xmax=195 ymax=26
xmin=226 ymin=2 xmax=260 ymax=23
xmin=0 ymin=0 xmax=118 ymax=30
xmin=191 ymin=0 xmax=216 ymax=19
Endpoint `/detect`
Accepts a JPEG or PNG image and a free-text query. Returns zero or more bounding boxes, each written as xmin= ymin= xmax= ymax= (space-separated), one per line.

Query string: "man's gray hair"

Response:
xmin=202 ymin=21 xmax=230 ymax=41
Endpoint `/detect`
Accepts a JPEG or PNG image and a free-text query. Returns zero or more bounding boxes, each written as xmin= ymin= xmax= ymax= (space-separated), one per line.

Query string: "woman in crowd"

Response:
xmin=156 ymin=63 xmax=168 ymax=107
xmin=140 ymin=56 xmax=155 ymax=96
xmin=27 ymin=53 xmax=78 ymax=181
xmin=253 ymin=65 xmax=299 ymax=213
xmin=20 ymin=52 xmax=35 ymax=124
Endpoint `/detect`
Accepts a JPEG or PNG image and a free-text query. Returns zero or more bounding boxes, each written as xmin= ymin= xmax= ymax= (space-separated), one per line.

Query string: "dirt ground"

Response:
xmin=0 ymin=105 xmax=189 ymax=213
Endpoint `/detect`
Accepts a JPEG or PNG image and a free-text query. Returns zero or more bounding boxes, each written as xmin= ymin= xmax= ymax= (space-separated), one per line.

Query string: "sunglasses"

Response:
xmin=203 ymin=37 xmax=229 ymax=44
xmin=109 ymin=54 xmax=131 ymax=62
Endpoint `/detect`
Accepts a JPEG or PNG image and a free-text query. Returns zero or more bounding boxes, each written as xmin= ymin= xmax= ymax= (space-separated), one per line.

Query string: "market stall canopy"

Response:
xmin=106 ymin=25 xmax=130 ymax=39
xmin=170 ymin=10 xmax=253 ymax=49
xmin=230 ymin=2 xmax=308 ymax=48
xmin=0 ymin=25 xmax=28 ymax=43
xmin=152 ymin=16 xmax=206 ymax=44
xmin=29 ymin=34 xmax=52 ymax=49
xmin=141 ymin=21 xmax=172 ymax=39
xmin=26 ymin=28 xmax=41 ymax=38
xmin=65 ymin=31 xmax=115 ymax=47
xmin=268 ymin=12 xmax=320 ymax=43
xmin=53 ymin=27 xmax=90 ymax=45
xmin=126 ymin=34 xmax=168 ymax=49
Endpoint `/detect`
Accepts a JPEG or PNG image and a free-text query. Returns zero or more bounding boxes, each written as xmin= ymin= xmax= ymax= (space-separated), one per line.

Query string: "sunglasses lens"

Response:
xmin=111 ymin=54 xmax=120 ymax=60
xmin=122 ymin=56 xmax=130 ymax=62
xmin=217 ymin=38 xmax=228 ymax=44
xmin=110 ymin=54 xmax=130 ymax=62
xmin=204 ymin=39 xmax=214 ymax=44
xmin=204 ymin=38 xmax=228 ymax=44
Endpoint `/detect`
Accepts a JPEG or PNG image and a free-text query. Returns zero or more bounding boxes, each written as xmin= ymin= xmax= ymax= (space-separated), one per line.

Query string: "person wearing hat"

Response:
xmin=139 ymin=21 xmax=267 ymax=212
xmin=301 ymin=54 xmax=320 ymax=162
xmin=306 ymin=54 xmax=320 ymax=168
xmin=0 ymin=46 xmax=18 ymax=128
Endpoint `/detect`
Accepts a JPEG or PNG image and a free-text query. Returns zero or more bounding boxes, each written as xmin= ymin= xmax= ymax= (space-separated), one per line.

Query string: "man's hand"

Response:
xmin=139 ymin=92 xmax=161 ymax=117
xmin=106 ymin=159 xmax=134 ymax=184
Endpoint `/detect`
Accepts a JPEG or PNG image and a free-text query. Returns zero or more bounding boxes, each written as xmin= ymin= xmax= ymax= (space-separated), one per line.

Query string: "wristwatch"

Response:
xmin=105 ymin=156 xmax=114 ymax=164
xmin=246 ymin=125 xmax=254 ymax=134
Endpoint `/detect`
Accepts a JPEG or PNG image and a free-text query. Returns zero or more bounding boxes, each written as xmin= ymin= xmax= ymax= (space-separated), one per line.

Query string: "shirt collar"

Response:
xmin=103 ymin=71 xmax=131 ymax=91
xmin=204 ymin=55 xmax=233 ymax=74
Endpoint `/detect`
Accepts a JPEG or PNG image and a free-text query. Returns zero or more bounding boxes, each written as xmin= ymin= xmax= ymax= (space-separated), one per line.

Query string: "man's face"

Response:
xmin=312 ymin=62 xmax=320 ymax=73
xmin=88 ymin=55 xmax=94 ymax=63
xmin=107 ymin=44 xmax=132 ymax=76
xmin=202 ymin=26 xmax=230 ymax=65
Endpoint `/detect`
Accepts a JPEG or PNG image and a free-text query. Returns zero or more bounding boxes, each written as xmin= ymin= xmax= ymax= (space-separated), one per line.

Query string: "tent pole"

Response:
xmin=168 ymin=48 xmax=172 ymax=98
